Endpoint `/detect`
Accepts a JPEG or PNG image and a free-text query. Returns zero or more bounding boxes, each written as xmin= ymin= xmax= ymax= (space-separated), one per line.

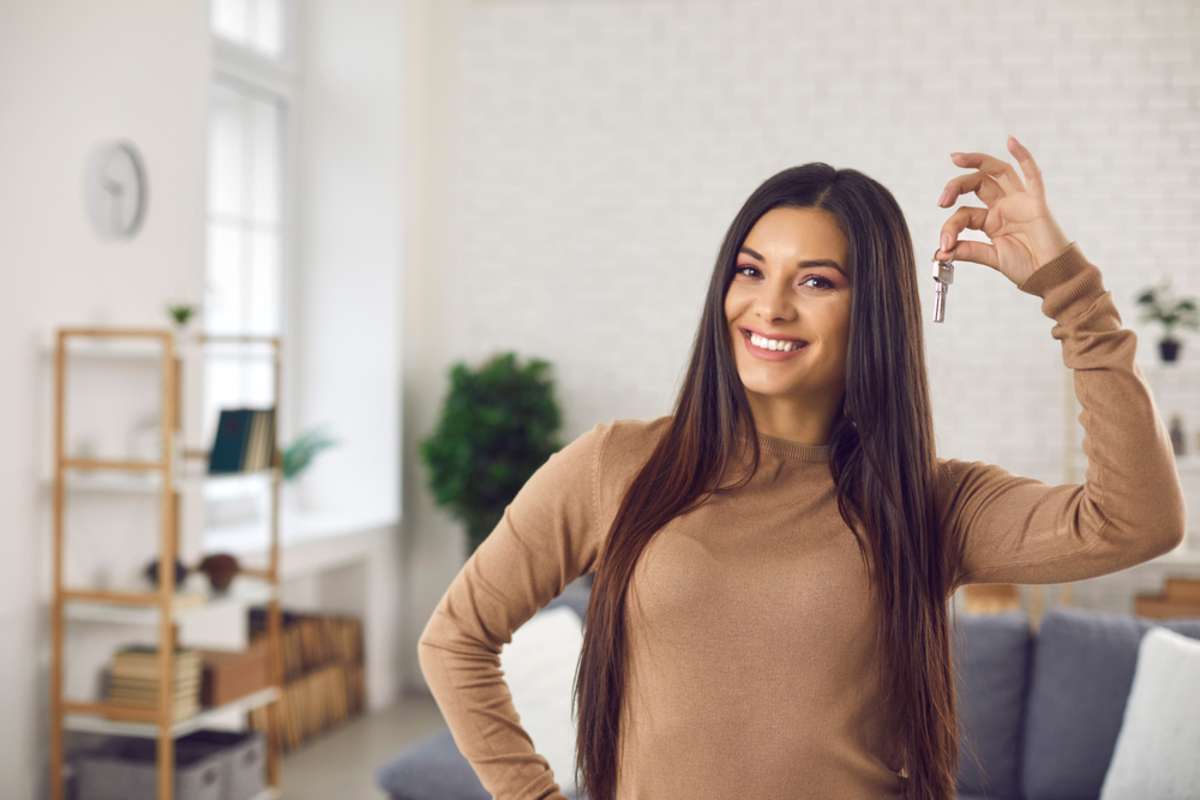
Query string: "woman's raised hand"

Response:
xmin=934 ymin=135 xmax=1073 ymax=288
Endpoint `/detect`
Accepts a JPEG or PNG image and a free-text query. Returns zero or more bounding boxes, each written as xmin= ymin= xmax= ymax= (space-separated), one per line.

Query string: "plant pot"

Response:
xmin=1158 ymin=338 xmax=1182 ymax=363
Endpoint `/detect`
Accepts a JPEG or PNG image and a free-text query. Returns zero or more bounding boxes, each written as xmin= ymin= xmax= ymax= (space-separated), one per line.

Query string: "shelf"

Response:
xmin=43 ymin=466 xmax=279 ymax=494
xmin=42 ymin=333 xmax=279 ymax=361
xmin=63 ymin=575 xmax=276 ymax=625
xmin=64 ymin=686 xmax=280 ymax=738
xmin=50 ymin=325 xmax=287 ymax=799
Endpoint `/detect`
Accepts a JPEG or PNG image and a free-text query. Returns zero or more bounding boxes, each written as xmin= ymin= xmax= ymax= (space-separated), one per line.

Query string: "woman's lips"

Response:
xmin=741 ymin=330 xmax=809 ymax=361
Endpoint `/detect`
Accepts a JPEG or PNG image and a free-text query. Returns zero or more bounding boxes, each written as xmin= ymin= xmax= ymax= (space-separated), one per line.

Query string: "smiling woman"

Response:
xmin=417 ymin=151 xmax=1185 ymax=800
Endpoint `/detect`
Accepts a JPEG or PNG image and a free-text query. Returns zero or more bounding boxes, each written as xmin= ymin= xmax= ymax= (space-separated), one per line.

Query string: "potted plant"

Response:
xmin=1134 ymin=278 xmax=1199 ymax=363
xmin=279 ymin=425 xmax=339 ymax=512
xmin=166 ymin=303 xmax=197 ymax=331
xmin=281 ymin=425 xmax=339 ymax=482
xmin=420 ymin=352 xmax=563 ymax=559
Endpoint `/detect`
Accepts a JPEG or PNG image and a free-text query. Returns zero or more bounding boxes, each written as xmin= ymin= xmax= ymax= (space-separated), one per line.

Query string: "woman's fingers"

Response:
xmin=1005 ymin=135 xmax=1045 ymax=200
xmin=936 ymin=205 xmax=993 ymax=263
xmin=938 ymin=170 xmax=1004 ymax=208
xmin=940 ymin=237 xmax=999 ymax=270
xmin=950 ymin=150 xmax=1025 ymax=196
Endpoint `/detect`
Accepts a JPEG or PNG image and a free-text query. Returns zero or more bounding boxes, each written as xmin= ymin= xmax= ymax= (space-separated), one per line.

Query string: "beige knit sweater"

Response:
xmin=417 ymin=242 xmax=1187 ymax=799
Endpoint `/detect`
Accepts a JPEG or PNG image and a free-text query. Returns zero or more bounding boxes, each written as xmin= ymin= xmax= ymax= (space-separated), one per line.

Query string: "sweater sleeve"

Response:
xmin=416 ymin=421 xmax=612 ymax=800
xmin=937 ymin=242 xmax=1187 ymax=590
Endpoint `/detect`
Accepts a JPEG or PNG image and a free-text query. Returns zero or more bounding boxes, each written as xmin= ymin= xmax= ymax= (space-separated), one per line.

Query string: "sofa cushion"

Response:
xmin=375 ymin=727 xmax=489 ymax=800
xmin=1021 ymin=607 xmax=1200 ymax=800
xmin=545 ymin=577 xmax=591 ymax=621
xmin=499 ymin=605 xmax=584 ymax=799
xmin=951 ymin=610 xmax=1032 ymax=799
xmin=1099 ymin=626 xmax=1200 ymax=799
xmin=380 ymin=584 xmax=592 ymax=800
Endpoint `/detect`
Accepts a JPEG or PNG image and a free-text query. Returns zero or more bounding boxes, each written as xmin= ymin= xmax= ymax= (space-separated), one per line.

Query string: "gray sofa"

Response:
xmin=381 ymin=579 xmax=1200 ymax=800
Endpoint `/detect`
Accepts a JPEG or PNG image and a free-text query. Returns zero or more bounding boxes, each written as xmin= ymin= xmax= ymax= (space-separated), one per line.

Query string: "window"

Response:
xmin=210 ymin=0 xmax=285 ymax=59
xmin=204 ymin=1 xmax=295 ymax=521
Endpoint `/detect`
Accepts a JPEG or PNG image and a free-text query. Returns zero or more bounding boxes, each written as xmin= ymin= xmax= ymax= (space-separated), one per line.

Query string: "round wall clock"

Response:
xmin=84 ymin=139 xmax=148 ymax=239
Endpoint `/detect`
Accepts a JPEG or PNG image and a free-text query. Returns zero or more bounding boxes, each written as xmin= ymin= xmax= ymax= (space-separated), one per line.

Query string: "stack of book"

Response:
xmin=207 ymin=406 xmax=277 ymax=474
xmin=103 ymin=645 xmax=202 ymax=721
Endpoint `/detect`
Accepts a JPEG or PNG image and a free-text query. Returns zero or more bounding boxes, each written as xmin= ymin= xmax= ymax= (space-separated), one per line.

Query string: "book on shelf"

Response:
xmin=106 ymin=674 xmax=201 ymax=694
xmin=246 ymin=605 xmax=366 ymax=752
xmin=207 ymin=406 xmax=276 ymax=474
xmin=103 ymin=695 xmax=201 ymax=721
xmin=107 ymin=686 xmax=199 ymax=703
xmin=112 ymin=646 xmax=202 ymax=672
xmin=108 ymin=670 xmax=201 ymax=687
xmin=103 ymin=646 xmax=203 ymax=720
xmin=108 ymin=648 xmax=203 ymax=692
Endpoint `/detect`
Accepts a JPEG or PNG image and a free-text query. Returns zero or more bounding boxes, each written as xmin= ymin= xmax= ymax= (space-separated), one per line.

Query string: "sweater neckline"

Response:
xmin=755 ymin=430 xmax=831 ymax=462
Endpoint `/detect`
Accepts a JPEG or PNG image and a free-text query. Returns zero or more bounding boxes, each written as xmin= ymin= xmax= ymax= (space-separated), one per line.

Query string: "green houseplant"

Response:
xmin=281 ymin=425 xmax=339 ymax=482
xmin=420 ymin=352 xmax=564 ymax=558
xmin=1134 ymin=278 xmax=1199 ymax=363
xmin=165 ymin=303 xmax=197 ymax=330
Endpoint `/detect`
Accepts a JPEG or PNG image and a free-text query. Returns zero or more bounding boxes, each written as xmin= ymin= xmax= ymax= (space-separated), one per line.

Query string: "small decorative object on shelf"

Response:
xmin=1134 ymin=278 xmax=1198 ymax=363
xmin=165 ymin=303 xmax=197 ymax=331
xmin=127 ymin=412 xmax=161 ymax=462
xmin=195 ymin=553 xmax=240 ymax=593
xmin=198 ymin=639 xmax=272 ymax=706
xmin=142 ymin=556 xmax=189 ymax=589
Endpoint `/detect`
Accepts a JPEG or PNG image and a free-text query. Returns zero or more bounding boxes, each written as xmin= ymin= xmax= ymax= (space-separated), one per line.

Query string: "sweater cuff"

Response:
xmin=1016 ymin=241 xmax=1107 ymax=322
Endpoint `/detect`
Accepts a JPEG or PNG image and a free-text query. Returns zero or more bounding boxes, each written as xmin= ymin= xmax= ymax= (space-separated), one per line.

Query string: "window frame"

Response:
xmin=203 ymin=0 xmax=301 ymax=519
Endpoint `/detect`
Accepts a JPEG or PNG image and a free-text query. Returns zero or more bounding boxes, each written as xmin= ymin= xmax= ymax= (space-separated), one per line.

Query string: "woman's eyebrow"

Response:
xmin=738 ymin=246 xmax=845 ymax=276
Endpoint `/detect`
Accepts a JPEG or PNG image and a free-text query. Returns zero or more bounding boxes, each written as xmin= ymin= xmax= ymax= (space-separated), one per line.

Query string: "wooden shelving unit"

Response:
xmin=49 ymin=326 xmax=285 ymax=800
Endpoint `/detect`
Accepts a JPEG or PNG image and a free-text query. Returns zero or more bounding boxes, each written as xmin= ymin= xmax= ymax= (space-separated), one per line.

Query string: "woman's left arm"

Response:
xmin=931 ymin=138 xmax=1187 ymax=589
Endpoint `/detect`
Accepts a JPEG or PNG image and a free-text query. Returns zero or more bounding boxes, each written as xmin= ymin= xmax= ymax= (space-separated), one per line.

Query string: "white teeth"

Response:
xmin=748 ymin=332 xmax=805 ymax=351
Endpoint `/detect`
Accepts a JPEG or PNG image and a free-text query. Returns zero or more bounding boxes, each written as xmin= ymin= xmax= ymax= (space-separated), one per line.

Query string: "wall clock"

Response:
xmin=84 ymin=139 xmax=147 ymax=239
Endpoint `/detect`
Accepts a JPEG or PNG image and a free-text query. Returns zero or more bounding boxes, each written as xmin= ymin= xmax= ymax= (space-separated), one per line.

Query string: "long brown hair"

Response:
xmin=571 ymin=163 xmax=970 ymax=800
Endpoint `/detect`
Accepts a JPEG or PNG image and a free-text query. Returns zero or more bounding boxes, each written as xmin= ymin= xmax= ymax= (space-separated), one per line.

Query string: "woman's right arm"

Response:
xmin=417 ymin=421 xmax=613 ymax=800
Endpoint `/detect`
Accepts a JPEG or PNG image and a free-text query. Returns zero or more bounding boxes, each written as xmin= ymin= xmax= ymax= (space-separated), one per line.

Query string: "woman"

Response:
xmin=417 ymin=137 xmax=1186 ymax=799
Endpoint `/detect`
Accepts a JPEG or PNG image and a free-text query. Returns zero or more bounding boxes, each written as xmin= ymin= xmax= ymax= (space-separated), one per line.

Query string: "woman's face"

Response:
xmin=724 ymin=206 xmax=853 ymax=439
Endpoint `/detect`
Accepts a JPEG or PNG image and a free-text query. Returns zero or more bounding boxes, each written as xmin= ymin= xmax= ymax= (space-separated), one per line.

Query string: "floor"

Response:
xmin=279 ymin=687 xmax=446 ymax=799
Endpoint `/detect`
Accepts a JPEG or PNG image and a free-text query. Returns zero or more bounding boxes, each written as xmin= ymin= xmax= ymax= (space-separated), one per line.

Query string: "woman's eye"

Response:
xmin=733 ymin=265 xmax=833 ymax=290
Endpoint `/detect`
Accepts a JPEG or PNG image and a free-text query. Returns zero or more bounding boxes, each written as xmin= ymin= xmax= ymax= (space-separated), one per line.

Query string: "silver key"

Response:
xmin=932 ymin=257 xmax=954 ymax=323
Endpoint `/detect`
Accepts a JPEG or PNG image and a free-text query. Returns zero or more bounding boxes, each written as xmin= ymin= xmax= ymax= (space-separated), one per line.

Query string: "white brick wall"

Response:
xmin=409 ymin=0 xmax=1200 ymax=666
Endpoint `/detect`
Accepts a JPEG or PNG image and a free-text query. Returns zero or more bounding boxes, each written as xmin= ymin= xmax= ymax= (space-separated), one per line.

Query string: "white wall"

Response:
xmin=0 ymin=1 xmax=209 ymax=794
xmin=402 ymin=0 xmax=1200 ymax=690
xmin=293 ymin=0 xmax=401 ymax=527
xmin=292 ymin=0 xmax=406 ymax=713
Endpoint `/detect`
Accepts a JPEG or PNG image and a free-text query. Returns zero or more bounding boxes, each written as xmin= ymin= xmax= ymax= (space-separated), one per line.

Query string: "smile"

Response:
xmin=741 ymin=329 xmax=808 ymax=361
